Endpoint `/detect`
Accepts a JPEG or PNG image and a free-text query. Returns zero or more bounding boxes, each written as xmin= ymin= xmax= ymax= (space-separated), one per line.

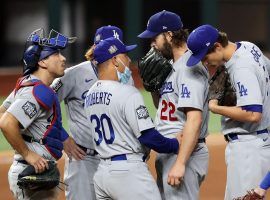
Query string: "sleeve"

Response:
xmin=232 ymin=68 xmax=262 ymax=106
xmin=124 ymin=91 xmax=155 ymax=138
xmin=7 ymin=92 xmax=41 ymax=129
xmin=51 ymin=68 xmax=75 ymax=101
xmin=2 ymin=90 xmax=15 ymax=109
xmin=177 ymin=68 xmax=206 ymax=111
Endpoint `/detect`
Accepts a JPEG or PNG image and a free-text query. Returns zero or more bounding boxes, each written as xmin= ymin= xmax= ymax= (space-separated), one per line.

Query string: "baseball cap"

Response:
xmin=93 ymin=37 xmax=137 ymax=64
xmin=138 ymin=10 xmax=183 ymax=38
xmin=94 ymin=25 xmax=123 ymax=44
xmin=186 ymin=24 xmax=219 ymax=67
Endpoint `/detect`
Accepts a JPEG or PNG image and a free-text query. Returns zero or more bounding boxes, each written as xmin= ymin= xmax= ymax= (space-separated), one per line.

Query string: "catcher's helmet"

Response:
xmin=22 ymin=28 xmax=76 ymax=76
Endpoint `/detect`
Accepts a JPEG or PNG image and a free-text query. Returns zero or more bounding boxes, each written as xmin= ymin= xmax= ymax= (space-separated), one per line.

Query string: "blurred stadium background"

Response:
xmin=0 ymin=0 xmax=270 ymax=199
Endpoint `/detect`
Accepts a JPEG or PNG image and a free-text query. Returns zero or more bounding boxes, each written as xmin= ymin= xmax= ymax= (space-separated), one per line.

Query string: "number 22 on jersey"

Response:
xmin=90 ymin=114 xmax=115 ymax=145
xmin=160 ymin=100 xmax=177 ymax=121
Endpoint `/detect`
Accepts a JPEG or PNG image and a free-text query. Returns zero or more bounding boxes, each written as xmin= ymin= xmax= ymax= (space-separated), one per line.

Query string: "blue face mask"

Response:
xmin=116 ymin=59 xmax=132 ymax=84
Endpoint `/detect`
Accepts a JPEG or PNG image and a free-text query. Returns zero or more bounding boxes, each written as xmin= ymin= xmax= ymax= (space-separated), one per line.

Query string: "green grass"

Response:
xmin=0 ymin=92 xmax=221 ymax=151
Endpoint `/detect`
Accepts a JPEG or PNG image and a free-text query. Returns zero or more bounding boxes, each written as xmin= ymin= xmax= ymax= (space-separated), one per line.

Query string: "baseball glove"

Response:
xmin=138 ymin=47 xmax=173 ymax=92
xmin=17 ymin=161 xmax=60 ymax=191
xmin=209 ymin=65 xmax=237 ymax=106
xmin=233 ymin=189 xmax=264 ymax=200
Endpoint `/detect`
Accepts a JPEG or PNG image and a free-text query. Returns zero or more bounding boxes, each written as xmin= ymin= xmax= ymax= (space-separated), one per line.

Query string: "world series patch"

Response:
xmin=136 ymin=105 xmax=149 ymax=119
xmin=22 ymin=101 xmax=37 ymax=119
xmin=52 ymin=80 xmax=63 ymax=92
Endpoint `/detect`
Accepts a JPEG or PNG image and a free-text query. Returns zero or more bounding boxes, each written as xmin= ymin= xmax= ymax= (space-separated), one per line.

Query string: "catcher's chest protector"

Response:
xmin=14 ymin=77 xmax=64 ymax=159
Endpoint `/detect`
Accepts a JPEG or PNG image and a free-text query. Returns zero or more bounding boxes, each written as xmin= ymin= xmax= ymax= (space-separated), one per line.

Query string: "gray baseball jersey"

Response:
xmin=155 ymin=51 xmax=209 ymax=139
xmin=5 ymin=75 xmax=56 ymax=161
xmin=51 ymin=61 xmax=99 ymax=200
xmin=155 ymin=51 xmax=209 ymax=200
xmin=51 ymin=61 xmax=98 ymax=148
xmin=221 ymin=42 xmax=270 ymax=135
xmin=85 ymin=80 xmax=153 ymax=158
xmin=85 ymin=80 xmax=162 ymax=200
xmin=220 ymin=42 xmax=270 ymax=199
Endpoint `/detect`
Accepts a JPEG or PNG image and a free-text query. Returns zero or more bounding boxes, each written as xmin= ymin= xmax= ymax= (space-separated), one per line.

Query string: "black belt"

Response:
xmin=22 ymin=134 xmax=45 ymax=144
xmin=224 ymin=129 xmax=268 ymax=142
xmin=77 ymin=144 xmax=98 ymax=156
xmin=198 ymin=138 xmax=206 ymax=143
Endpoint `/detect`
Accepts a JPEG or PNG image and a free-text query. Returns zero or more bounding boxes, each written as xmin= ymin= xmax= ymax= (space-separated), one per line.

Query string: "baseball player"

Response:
xmin=138 ymin=10 xmax=209 ymax=200
xmin=186 ymin=24 xmax=270 ymax=199
xmin=0 ymin=28 xmax=76 ymax=200
xmin=85 ymin=37 xmax=182 ymax=200
xmin=51 ymin=25 xmax=126 ymax=200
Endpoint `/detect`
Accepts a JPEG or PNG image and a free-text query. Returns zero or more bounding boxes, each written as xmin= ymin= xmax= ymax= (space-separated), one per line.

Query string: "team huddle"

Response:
xmin=0 ymin=10 xmax=270 ymax=200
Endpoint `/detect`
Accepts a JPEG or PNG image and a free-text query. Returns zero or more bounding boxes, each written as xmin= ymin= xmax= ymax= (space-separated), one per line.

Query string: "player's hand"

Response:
xmin=208 ymin=99 xmax=219 ymax=113
xmin=167 ymin=162 xmax=185 ymax=187
xmin=23 ymin=150 xmax=49 ymax=173
xmin=63 ymin=137 xmax=86 ymax=160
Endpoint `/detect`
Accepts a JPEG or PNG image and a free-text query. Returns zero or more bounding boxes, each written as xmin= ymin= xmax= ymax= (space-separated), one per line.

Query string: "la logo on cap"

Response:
xmin=108 ymin=45 xmax=118 ymax=54
xmin=206 ymin=42 xmax=210 ymax=46
xmin=112 ymin=30 xmax=119 ymax=40
xmin=162 ymin=26 xmax=167 ymax=30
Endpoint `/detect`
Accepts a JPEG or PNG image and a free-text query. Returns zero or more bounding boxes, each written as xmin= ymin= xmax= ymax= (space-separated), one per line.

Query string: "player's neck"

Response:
xmin=223 ymin=42 xmax=237 ymax=62
xmin=32 ymin=70 xmax=54 ymax=86
xmin=172 ymin=43 xmax=188 ymax=62
xmin=98 ymin=66 xmax=118 ymax=82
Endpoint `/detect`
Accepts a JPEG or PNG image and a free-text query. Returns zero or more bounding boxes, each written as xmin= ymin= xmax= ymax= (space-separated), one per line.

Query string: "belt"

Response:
xmin=110 ymin=154 xmax=146 ymax=162
xmin=77 ymin=144 xmax=98 ymax=156
xmin=198 ymin=138 xmax=206 ymax=143
xmin=224 ymin=128 xmax=268 ymax=142
xmin=22 ymin=134 xmax=44 ymax=144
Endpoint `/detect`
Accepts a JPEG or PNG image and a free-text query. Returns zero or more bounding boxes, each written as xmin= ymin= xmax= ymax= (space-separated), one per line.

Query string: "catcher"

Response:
xmin=0 ymin=28 xmax=76 ymax=200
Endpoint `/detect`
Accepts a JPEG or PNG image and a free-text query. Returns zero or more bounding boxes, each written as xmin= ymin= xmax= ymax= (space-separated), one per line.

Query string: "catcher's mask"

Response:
xmin=22 ymin=28 xmax=77 ymax=76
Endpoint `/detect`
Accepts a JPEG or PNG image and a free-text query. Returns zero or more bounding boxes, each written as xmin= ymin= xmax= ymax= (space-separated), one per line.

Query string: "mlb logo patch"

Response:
xmin=136 ymin=105 xmax=149 ymax=119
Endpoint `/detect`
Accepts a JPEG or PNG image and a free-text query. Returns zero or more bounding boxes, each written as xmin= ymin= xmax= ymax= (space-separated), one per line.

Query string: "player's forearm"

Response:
xmin=175 ymin=111 xmax=201 ymax=165
xmin=211 ymin=105 xmax=262 ymax=123
xmin=0 ymin=105 xmax=7 ymax=119
xmin=0 ymin=112 xmax=30 ymax=158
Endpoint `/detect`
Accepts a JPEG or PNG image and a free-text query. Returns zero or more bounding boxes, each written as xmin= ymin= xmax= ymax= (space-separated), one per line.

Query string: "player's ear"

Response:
xmin=214 ymin=43 xmax=223 ymax=51
xmin=112 ymin=56 xmax=119 ymax=67
xmin=37 ymin=60 xmax=47 ymax=69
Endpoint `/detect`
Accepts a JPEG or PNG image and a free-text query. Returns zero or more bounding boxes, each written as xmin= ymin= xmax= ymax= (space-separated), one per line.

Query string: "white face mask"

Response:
xmin=115 ymin=58 xmax=132 ymax=84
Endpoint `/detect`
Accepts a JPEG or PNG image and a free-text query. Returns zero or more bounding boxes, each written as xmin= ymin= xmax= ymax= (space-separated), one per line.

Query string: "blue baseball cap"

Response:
xmin=94 ymin=25 xmax=123 ymax=44
xmin=138 ymin=10 xmax=183 ymax=38
xmin=93 ymin=37 xmax=137 ymax=64
xmin=186 ymin=24 xmax=219 ymax=67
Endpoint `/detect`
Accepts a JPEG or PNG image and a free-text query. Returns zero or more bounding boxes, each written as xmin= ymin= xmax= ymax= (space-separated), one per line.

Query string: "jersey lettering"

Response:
xmin=85 ymin=92 xmax=112 ymax=107
xmin=160 ymin=81 xmax=174 ymax=95
xmin=250 ymin=46 xmax=262 ymax=66
xmin=237 ymin=82 xmax=248 ymax=96
xmin=160 ymin=100 xmax=177 ymax=121
xmin=90 ymin=114 xmax=115 ymax=145
xmin=180 ymin=84 xmax=191 ymax=98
